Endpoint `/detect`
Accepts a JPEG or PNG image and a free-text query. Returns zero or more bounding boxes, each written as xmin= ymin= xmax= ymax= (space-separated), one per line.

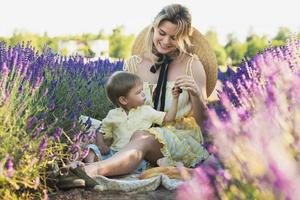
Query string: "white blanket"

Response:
xmin=93 ymin=173 xmax=182 ymax=192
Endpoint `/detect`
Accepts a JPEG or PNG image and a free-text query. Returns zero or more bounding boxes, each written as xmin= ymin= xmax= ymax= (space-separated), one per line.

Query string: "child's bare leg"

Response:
xmin=84 ymin=131 xmax=163 ymax=177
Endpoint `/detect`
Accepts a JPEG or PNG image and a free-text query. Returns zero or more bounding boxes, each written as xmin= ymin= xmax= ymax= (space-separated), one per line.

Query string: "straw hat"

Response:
xmin=131 ymin=26 xmax=218 ymax=97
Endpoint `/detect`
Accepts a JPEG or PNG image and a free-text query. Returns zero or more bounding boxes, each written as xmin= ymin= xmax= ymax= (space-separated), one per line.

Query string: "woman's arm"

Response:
xmin=163 ymin=87 xmax=180 ymax=123
xmin=174 ymin=59 xmax=208 ymax=127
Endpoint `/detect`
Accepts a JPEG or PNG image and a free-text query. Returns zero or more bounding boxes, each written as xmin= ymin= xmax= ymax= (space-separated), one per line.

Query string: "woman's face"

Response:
xmin=153 ymin=20 xmax=178 ymax=55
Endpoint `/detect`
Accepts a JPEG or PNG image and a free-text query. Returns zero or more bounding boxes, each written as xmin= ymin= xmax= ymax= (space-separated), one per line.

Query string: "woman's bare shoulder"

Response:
xmin=124 ymin=54 xmax=153 ymax=74
xmin=174 ymin=53 xmax=193 ymax=65
xmin=190 ymin=56 xmax=206 ymax=87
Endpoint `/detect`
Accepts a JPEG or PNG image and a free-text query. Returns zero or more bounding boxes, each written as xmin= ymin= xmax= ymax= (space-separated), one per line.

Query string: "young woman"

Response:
xmin=68 ymin=3 xmax=217 ymax=178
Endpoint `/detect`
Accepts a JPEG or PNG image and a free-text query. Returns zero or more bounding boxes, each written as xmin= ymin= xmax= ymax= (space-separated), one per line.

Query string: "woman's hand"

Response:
xmin=174 ymin=75 xmax=201 ymax=97
xmin=175 ymin=75 xmax=208 ymax=127
xmin=171 ymin=86 xmax=181 ymax=99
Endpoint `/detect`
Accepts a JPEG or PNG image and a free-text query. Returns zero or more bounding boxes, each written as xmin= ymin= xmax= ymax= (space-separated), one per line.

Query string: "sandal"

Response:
xmin=57 ymin=167 xmax=98 ymax=189
xmin=57 ymin=161 xmax=98 ymax=189
xmin=70 ymin=167 xmax=99 ymax=187
xmin=70 ymin=167 xmax=99 ymax=188
xmin=59 ymin=161 xmax=85 ymax=175
xmin=57 ymin=172 xmax=85 ymax=190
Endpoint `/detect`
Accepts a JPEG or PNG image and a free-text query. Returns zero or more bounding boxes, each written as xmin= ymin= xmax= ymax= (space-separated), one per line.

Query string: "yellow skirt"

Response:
xmin=148 ymin=117 xmax=209 ymax=167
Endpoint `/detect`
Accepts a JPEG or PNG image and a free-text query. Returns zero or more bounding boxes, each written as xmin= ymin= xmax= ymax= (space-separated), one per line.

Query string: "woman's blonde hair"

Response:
xmin=106 ymin=71 xmax=142 ymax=107
xmin=145 ymin=4 xmax=193 ymax=59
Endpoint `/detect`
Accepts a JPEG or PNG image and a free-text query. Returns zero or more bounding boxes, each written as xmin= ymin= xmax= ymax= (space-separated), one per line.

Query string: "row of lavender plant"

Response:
xmin=0 ymin=42 xmax=123 ymax=199
xmin=177 ymin=37 xmax=300 ymax=199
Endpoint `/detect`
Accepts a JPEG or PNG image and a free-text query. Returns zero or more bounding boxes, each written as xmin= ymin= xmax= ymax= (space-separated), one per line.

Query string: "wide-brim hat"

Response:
xmin=131 ymin=26 xmax=218 ymax=98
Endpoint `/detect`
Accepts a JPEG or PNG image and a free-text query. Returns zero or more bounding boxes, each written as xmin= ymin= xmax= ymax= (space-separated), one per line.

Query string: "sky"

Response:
xmin=0 ymin=0 xmax=299 ymax=45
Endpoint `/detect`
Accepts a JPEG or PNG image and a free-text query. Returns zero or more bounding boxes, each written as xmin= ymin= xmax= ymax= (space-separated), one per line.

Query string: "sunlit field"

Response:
xmin=1 ymin=37 xmax=300 ymax=199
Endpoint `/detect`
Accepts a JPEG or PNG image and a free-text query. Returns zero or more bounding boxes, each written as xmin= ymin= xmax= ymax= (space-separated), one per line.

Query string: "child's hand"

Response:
xmin=99 ymin=144 xmax=110 ymax=155
xmin=172 ymin=87 xmax=182 ymax=99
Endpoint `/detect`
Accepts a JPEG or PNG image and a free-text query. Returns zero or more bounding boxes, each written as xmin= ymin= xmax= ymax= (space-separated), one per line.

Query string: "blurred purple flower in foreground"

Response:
xmin=178 ymin=37 xmax=300 ymax=199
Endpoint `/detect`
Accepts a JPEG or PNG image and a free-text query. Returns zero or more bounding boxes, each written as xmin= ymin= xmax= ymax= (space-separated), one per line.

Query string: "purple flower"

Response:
xmin=47 ymin=102 xmax=56 ymax=111
xmin=84 ymin=117 xmax=92 ymax=129
xmin=73 ymin=131 xmax=83 ymax=143
xmin=53 ymin=127 xmax=63 ymax=141
xmin=177 ymin=167 xmax=216 ymax=200
xmin=6 ymin=157 xmax=14 ymax=177
xmin=265 ymin=84 xmax=277 ymax=105
xmin=22 ymin=144 xmax=30 ymax=153
xmin=86 ymin=98 xmax=91 ymax=108
xmin=269 ymin=163 xmax=292 ymax=194
xmin=1 ymin=91 xmax=10 ymax=105
xmin=69 ymin=112 xmax=75 ymax=121
xmin=207 ymin=144 xmax=218 ymax=154
xmin=80 ymin=147 xmax=90 ymax=160
xmin=70 ymin=143 xmax=81 ymax=154
xmin=1 ymin=61 xmax=9 ymax=78
xmin=38 ymin=135 xmax=48 ymax=160
xmin=204 ymin=38 xmax=300 ymax=198
xmin=71 ymin=121 xmax=76 ymax=129
xmin=26 ymin=116 xmax=38 ymax=130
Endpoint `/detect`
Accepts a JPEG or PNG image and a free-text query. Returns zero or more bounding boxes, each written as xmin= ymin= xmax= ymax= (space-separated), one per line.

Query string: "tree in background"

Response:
xmin=225 ymin=34 xmax=247 ymax=66
xmin=7 ymin=31 xmax=58 ymax=52
xmin=0 ymin=27 xmax=297 ymax=62
xmin=272 ymin=26 xmax=291 ymax=46
xmin=205 ymin=30 xmax=227 ymax=66
xmin=108 ymin=26 xmax=135 ymax=59
xmin=244 ymin=32 xmax=269 ymax=59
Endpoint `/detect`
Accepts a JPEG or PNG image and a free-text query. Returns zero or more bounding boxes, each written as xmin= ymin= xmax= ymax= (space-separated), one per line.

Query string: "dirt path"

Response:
xmin=49 ymin=186 xmax=177 ymax=200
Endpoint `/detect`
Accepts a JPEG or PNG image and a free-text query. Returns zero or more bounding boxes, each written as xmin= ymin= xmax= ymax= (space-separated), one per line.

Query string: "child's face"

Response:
xmin=125 ymin=83 xmax=146 ymax=109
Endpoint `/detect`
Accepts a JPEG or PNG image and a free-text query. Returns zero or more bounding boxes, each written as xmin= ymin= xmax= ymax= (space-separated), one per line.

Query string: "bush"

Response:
xmin=0 ymin=42 xmax=123 ymax=199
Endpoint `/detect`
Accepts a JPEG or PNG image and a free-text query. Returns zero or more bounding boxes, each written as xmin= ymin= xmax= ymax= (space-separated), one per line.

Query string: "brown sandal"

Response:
xmin=70 ymin=167 xmax=98 ymax=188
xmin=57 ymin=172 xmax=85 ymax=190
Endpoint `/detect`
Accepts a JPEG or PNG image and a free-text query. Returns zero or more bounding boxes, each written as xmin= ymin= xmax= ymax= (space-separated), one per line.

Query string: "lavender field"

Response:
xmin=1 ymin=37 xmax=300 ymax=199
xmin=178 ymin=37 xmax=300 ymax=199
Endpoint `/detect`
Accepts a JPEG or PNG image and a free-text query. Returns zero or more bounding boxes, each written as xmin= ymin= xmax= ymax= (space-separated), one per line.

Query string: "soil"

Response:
xmin=49 ymin=186 xmax=177 ymax=200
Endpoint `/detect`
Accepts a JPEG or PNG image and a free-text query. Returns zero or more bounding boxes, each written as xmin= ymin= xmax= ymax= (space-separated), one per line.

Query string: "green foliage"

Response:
xmin=60 ymin=48 xmax=69 ymax=56
xmin=271 ymin=40 xmax=285 ymax=47
xmin=0 ymin=42 xmax=122 ymax=199
xmin=271 ymin=27 xmax=291 ymax=47
xmin=109 ymin=26 xmax=135 ymax=59
xmin=274 ymin=27 xmax=291 ymax=41
xmin=77 ymin=46 xmax=96 ymax=58
xmin=205 ymin=30 xmax=227 ymax=65
xmin=244 ymin=33 xmax=269 ymax=59
xmin=225 ymin=34 xmax=248 ymax=66
xmin=7 ymin=31 xmax=58 ymax=53
xmin=0 ymin=54 xmax=65 ymax=199
xmin=1 ymin=27 xmax=298 ymax=65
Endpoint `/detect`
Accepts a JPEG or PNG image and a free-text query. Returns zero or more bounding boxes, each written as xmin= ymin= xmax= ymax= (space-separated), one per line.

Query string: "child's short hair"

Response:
xmin=106 ymin=71 xmax=143 ymax=106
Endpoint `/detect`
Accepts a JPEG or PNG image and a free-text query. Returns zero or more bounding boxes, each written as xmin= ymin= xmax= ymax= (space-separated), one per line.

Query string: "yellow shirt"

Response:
xmin=100 ymin=105 xmax=166 ymax=151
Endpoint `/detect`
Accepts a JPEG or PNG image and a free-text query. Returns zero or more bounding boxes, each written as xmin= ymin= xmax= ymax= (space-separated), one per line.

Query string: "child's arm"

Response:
xmin=163 ymin=87 xmax=181 ymax=123
xmin=95 ymin=131 xmax=110 ymax=155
